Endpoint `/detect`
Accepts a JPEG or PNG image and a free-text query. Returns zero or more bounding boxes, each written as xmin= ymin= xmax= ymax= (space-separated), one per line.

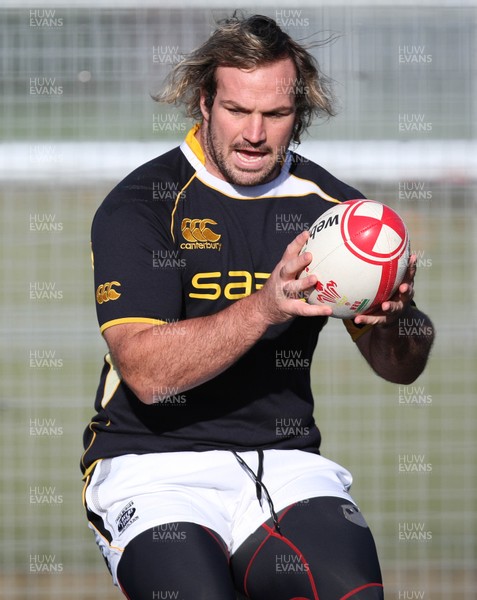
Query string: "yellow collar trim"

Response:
xmin=185 ymin=124 xmax=205 ymax=165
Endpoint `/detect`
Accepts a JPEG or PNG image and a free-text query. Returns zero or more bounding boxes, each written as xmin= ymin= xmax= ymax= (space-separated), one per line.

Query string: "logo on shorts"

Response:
xmin=180 ymin=218 xmax=222 ymax=251
xmin=116 ymin=501 xmax=138 ymax=533
xmin=341 ymin=504 xmax=368 ymax=528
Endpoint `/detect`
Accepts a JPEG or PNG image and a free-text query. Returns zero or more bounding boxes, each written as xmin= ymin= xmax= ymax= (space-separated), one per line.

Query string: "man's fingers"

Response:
xmin=403 ymin=253 xmax=417 ymax=284
xmin=282 ymin=273 xmax=317 ymax=298
xmin=278 ymin=231 xmax=314 ymax=282
xmin=282 ymin=230 xmax=309 ymax=262
xmin=280 ymin=250 xmax=313 ymax=281
xmin=293 ymin=302 xmax=333 ymax=318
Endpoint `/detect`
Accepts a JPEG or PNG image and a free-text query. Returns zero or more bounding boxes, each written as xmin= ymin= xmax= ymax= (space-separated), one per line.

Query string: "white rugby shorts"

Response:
xmin=84 ymin=449 xmax=354 ymax=586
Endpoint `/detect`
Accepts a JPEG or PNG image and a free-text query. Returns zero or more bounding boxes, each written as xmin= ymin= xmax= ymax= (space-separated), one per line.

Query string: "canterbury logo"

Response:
xmin=181 ymin=218 xmax=221 ymax=243
xmin=96 ymin=281 xmax=121 ymax=304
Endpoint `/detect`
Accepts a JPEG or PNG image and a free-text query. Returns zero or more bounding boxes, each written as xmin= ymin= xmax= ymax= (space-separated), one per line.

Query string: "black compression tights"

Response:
xmin=116 ymin=496 xmax=383 ymax=600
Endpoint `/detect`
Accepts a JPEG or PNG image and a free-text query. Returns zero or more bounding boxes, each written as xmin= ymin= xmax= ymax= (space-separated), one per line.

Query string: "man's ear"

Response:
xmin=199 ymin=90 xmax=210 ymax=123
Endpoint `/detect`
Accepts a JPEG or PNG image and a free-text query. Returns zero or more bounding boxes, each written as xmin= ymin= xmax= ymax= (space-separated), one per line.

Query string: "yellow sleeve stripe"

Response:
xmin=343 ymin=319 xmax=374 ymax=342
xmin=100 ymin=317 xmax=168 ymax=334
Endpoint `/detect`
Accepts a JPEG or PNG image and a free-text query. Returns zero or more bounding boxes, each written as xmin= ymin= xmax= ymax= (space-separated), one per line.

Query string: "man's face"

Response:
xmin=198 ymin=58 xmax=297 ymax=186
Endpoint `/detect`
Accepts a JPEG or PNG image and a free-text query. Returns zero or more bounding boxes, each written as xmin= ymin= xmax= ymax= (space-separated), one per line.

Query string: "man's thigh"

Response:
xmin=230 ymin=496 xmax=384 ymax=600
xmin=116 ymin=523 xmax=237 ymax=600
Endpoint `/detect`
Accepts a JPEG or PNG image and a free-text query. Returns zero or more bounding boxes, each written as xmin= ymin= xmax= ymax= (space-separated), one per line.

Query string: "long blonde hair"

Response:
xmin=155 ymin=14 xmax=335 ymax=144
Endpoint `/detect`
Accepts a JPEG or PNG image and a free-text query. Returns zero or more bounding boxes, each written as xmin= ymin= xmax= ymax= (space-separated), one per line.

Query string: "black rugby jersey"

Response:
xmin=81 ymin=125 xmax=365 ymax=473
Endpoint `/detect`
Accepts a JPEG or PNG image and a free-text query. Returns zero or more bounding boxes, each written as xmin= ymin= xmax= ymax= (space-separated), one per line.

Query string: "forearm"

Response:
xmin=107 ymin=290 xmax=270 ymax=404
xmin=358 ymin=306 xmax=435 ymax=384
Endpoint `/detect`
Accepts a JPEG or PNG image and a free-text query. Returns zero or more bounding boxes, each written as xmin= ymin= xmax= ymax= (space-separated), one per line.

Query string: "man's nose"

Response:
xmin=242 ymin=114 xmax=266 ymax=145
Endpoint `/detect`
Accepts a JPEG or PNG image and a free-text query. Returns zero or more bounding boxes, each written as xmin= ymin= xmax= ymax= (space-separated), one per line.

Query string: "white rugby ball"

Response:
xmin=299 ymin=199 xmax=410 ymax=319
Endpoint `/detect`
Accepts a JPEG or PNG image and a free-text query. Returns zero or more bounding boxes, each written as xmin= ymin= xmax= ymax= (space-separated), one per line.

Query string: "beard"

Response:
xmin=203 ymin=114 xmax=290 ymax=187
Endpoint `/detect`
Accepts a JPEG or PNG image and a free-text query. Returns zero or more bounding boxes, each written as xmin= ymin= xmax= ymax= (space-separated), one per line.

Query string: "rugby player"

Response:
xmin=81 ymin=14 xmax=434 ymax=599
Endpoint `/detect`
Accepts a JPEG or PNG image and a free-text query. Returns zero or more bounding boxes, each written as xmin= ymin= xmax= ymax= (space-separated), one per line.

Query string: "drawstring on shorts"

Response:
xmin=232 ymin=449 xmax=282 ymax=535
